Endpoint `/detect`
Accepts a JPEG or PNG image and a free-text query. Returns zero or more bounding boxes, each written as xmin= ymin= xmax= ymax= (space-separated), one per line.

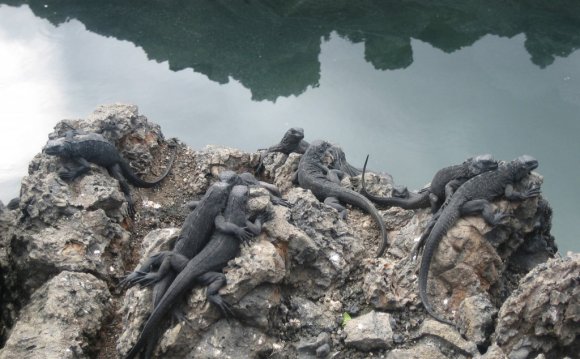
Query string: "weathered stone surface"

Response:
xmin=289 ymin=296 xmax=338 ymax=335
xmin=363 ymin=256 xmax=418 ymax=311
xmin=493 ymin=254 xmax=580 ymax=358
xmin=118 ymin=224 xmax=286 ymax=357
xmin=420 ymin=173 xmax=555 ymax=324
xmin=285 ymin=188 xmax=366 ymax=298
xmin=385 ymin=342 xmax=447 ymax=359
xmin=0 ymin=271 xmax=110 ymax=359
xmin=11 ymin=209 xmax=127 ymax=292
xmin=344 ymin=310 xmax=394 ymax=351
xmin=296 ymin=332 xmax=332 ymax=357
xmin=188 ymin=319 xmax=275 ymax=359
xmin=222 ymin=238 xmax=286 ymax=302
xmin=481 ymin=344 xmax=507 ymax=359
xmin=0 ymin=104 xmax=566 ymax=359
xmin=261 ymin=152 xmax=301 ymax=194
xmin=0 ymin=206 xmax=18 ymax=343
xmin=456 ymin=294 xmax=497 ymax=345
xmin=417 ymin=319 xmax=478 ymax=356
xmin=231 ymin=284 xmax=282 ymax=330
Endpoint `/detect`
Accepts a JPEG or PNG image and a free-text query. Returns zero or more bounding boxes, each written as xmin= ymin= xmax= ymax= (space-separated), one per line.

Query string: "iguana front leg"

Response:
xmin=58 ymin=157 xmax=91 ymax=181
xmin=214 ymin=214 xmax=254 ymax=242
xmin=444 ymin=179 xmax=463 ymax=199
xmin=239 ymin=210 xmax=272 ymax=246
xmin=109 ymin=163 xmax=136 ymax=217
xmin=504 ymin=184 xmax=541 ymax=201
xmin=460 ymin=199 xmax=510 ymax=226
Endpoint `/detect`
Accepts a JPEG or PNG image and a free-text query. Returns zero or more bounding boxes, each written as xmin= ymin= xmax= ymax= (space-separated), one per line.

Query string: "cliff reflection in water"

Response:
xmin=3 ymin=0 xmax=580 ymax=101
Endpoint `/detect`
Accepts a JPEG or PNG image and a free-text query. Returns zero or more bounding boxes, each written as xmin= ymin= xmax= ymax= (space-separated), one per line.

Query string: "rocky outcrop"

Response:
xmin=0 ymin=104 xmax=571 ymax=358
xmin=492 ymin=254 xmax=580 ymax=358
xmin=0 ymin=271 xmax=110 ymax=359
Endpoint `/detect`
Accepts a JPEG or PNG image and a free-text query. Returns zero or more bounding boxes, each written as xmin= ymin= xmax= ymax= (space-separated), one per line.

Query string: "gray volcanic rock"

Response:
xmin=117 ymin=190 xmax=287 ymax=357
xmin=191 ymin=319 xmax=275 ymax=359
xmin=456 ymin=294 xmax=497 ymax=346
xmin=0 ymin=104 xmax=566 ymax=359
xmin=11 ymin=209 xmax=127 ymax=292
xmin=419 ymin=173 xmax=555 ymax=329
xmin=492 ymin=254 xmax=580 ymax=358
xmin=0 ymin=271 xmax=110 ymax=359
xmin=0 ymin=104 xmax=177 ymax=355
xmin=344 ymin=310 xmax=394 ymax=351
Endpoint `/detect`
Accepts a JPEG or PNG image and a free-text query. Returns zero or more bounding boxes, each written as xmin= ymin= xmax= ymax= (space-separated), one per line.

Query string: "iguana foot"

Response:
xmin=257 ymin=209 xmax=274 ymax=223
xmin=523 ymin=185 xmax=542 ymax=199
xmin=491 ymin=211 xmax=513 ymax=226
xmin=125 ymin=195 xmax=136 ymax=218
xmin=134 ymin=272 xmax=161 ymax=287
xmin=119 ymin=270 xmax=148 ymax=288
xmin=58 ymin=168 xmax=78 ymax=181
xmin=208 ymin=294 xmax=235 ymax=318
xmin=169 ymin=306 xmax=191 ymax=327
xmin=271 ymin=197 xmax=292 ymax=208
xmin=236 ymin=227 xmax=255 ymax=243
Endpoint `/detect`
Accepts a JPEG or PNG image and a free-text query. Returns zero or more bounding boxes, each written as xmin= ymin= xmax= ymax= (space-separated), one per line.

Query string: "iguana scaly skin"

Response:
xmin=43 ymin=132 xmax=176 ymax=216
xmin=120 ymin=180 xmax=247 ymax=303
xmin=256 ymin=128 xmax=361 ymax=178
xmin=361 ymin=154 xmax=498 ymax=213
xmin=418 ymin=155 xmax=540 ymax=325
xmin=124 ymin=185 xmax=266 ymax=359
xmin=122 ymin=170 xmax=285 ymax=310
xmin=297 ymin=140 xmax=388 ymax=257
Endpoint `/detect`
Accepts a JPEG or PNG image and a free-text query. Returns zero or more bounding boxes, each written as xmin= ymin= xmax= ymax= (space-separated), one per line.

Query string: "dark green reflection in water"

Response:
xmin=1 ymin=1 xmax=579 ymax=255
xmin=4 ymin=0 xmax=580 ymax=101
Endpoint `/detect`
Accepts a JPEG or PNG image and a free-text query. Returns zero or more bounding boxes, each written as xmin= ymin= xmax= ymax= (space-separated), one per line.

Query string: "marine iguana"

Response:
xmin=256 ymin=127 xmax=365 ymax=184
xmin=255 ymin=127 xmax=309 ymax=174
xmin=122 ymin=170 xmax=286 ymax=308
xmin=296 ymin=140 xmax=388 ymax=257
xmin=124 ymin=185 xmax=267 ymax=359
xmin=43 ymin=131 xmax=176 ymax=216
xmin=121 ymin=173 xmax=252 ymax=306
xmin=260 ymin=127 xmax=309 ymax=155
xmin=418 ymin=155 xmax=541 ymax=325
xmin=361 ymin=154 xmax=498 ymax=213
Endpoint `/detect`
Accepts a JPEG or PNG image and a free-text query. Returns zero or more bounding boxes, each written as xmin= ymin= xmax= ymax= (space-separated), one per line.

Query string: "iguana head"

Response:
xmin=280 ymin=127 xmax=305 ymax=146
xmin=307 ymin=140 xmax=333 ymax=161
xmin=466 ymin=154 xmax=498 ymax=175
xmin=218 ymin=170 xmax=240 ymax=186
xmin=327 ymin=145 xmax=348 ymax=170
xmin=511 ymin=155 xmax=538 ymax=180
xmin=43 ymin=138 xmax=71 ymax=157
xmin=206 ymin=181 xmax=232 ymax=202
xmin=229 ymin=185 xmax=249 ymax=208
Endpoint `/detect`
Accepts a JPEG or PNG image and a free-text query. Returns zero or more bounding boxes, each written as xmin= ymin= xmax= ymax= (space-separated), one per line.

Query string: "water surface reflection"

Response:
xmin=0 ymin=2 xmax=578 ymax=254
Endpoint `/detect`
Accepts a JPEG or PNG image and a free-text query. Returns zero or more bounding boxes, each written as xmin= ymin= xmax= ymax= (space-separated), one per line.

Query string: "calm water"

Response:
xmin=0 ymin=1 xmax=579 ymax=253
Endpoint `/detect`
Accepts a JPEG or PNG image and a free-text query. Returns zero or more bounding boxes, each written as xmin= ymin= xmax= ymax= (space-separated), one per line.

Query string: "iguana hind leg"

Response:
xmin=109 ymin=163 xmax=136 ymax=217
xmin=324 ymin=197 xmax=347 ymax=219
xmin=460 ymin=199 xmax=510 ymax=226
xmin=197 ymin=272 xmax=233 ymax=318
xmin=120 ymin=251 xmax=171 ymax=288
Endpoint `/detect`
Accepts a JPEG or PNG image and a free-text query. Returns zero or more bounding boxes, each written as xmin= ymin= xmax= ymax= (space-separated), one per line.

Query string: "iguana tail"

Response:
xmin=418 ymin=204 xmax=459 ymax=326
xmin=361 ymin=155 xmax=429 ymax=209
xmin=120 ymin=143 xmax=177 ymax=188
xmin=335 ymin=187 xmax=389 ymax=257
